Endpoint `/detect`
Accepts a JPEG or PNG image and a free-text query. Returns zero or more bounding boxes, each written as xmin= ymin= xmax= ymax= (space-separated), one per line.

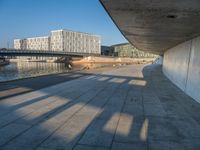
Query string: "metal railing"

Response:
xmin=0 ymin=48 xmax=100 ymax=57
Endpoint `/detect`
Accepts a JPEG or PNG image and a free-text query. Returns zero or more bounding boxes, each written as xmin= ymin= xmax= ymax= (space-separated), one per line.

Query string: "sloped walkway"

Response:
xmin=0 ymin=64 xmax=200 ymax=150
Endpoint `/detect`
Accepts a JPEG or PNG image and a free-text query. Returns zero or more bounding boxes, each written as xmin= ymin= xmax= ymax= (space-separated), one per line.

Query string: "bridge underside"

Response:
xmin=100 ymin=0 xmax=200 ymax=54
xmin=0 ymin=49 xmax=93 ymax=57
xmin=0 ymin=53 xmax=83 ymax=57
xmin=100 ymin=0 xmax=200 ymax=103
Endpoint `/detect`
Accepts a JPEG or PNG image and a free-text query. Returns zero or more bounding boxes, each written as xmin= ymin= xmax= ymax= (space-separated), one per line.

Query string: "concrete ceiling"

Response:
xmin=100 ymin=0 xmax=200 ymax=54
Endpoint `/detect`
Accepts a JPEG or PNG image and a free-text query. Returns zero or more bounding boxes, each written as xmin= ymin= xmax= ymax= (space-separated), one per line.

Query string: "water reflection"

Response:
xmin=0 ymin=61 xmax=69 ymax=81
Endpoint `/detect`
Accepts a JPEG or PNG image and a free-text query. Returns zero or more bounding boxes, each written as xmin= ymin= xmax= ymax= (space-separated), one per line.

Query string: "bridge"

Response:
xmin=100 ymin=0 xmax=200 ymax=103
xmin=0 ymin=49 xmax=99 ymax=57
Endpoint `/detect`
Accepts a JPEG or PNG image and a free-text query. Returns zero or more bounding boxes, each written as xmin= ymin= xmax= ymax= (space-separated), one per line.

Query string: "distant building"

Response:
xmin=50 ymin=30 xmax=100 ymax=54
xmin=14 ymin=29 xmax=101 ymax=54
xmin=101 ymin=46 xmax=112 ymax=55
xmin=111 ymin=43 xmax=156 ymax=58
xmin=14 ymin=39 xmax=21 ymax=49
xmin=26 ymin=37 xmax=50 ymax=50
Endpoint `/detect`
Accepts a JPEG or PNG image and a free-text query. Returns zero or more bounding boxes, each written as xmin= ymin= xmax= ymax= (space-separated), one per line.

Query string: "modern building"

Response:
xmin=50 ymin=30 xmax=100 ymax=54
xmin=111 ymin=43 xmax=156 ymax=58
xmin=101 ymin=46 xmax=112 ymax=56
xmin=26 ymin=37 xmax=50 ymax=50
xmin=14 ymin=39 xmax=21 ymax=49
xmin=14 ymin=37 xmax=50 ymax=50
xmin=14 ymin=29 xmax=101 ymax=54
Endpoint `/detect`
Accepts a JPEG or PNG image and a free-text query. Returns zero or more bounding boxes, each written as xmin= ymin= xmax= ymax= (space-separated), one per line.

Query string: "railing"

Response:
xmin=0 ymin=48 xmax=100 ymax=57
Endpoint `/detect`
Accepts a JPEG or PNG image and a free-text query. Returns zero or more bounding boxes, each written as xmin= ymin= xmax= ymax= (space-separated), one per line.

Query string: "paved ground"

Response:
xmin=0 ymin=66 xmax=120 ymax=100
xmin=0 ymin=64 xmax=200 ymax=150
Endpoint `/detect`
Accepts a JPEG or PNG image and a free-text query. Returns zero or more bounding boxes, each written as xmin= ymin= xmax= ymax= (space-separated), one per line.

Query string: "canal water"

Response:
xmin=0 ymin=61 xmax=71 ymax=82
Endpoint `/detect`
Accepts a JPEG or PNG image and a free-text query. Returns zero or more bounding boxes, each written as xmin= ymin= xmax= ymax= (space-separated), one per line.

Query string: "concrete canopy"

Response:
xmin=100 ymin=0 xmax=200 ymax=54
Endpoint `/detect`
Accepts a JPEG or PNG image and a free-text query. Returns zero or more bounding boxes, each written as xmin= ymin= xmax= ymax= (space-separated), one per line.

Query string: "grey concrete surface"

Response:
xmin=186 ymin=37 xmax=200 ymax=102
xmin=163 ymin=40 xmax=191 ymax=91
xmin=163 ymin=36 xmax=200 ymax=103
xmin=100 ymin=0 xmax=200 ymax=54
xmin=0 ymin=64 xmax=200 ymax=150
xmin=0 ymin=66 xmax=118 ymax=100
xmin=99 ymin=0 xmax=200 ymax=105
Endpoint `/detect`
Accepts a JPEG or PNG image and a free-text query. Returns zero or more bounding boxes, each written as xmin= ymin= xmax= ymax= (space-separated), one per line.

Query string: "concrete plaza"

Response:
xmin=0 ymin=64 xmax=200 ymax=150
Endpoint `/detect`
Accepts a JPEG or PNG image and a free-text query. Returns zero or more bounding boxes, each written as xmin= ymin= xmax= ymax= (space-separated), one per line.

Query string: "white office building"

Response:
xmin=14 ymin=39 xmax=21 ymax=49
xmin=26 ymin=36 xmax=50 ymax=50
xmin=14 ymin=29 xmax=101 ymax=54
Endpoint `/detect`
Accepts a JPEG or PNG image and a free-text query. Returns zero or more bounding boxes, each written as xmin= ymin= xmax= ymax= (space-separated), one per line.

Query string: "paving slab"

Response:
xmin=114 ymin=114 xmax=145 ymax=143
xmin=122 ymin=104 xmax=143 ymax=117
xmin=111 ymin=142 xmax=147 ymax=150
xmin=2 ymin=81 xmax=109 ymax=149
xmin=180 ymin=138 xmax=200 ymax=150
xmin=36 ymin=82 xmax=119 ymax=150
xmin=143 ymin=104 xmax=166 ymax=117
xmin=74 ymin=145 xmax=108 ymax=150
xmin=0 ymin=64 xmax=200 ymax=150
xmin=78 ymin=83 xmax=130 ymax=148
xmin=0 ymin=76 xmax=97 ymax=128
xmin=147 ymin=116 xmax=182 ymax=141
xmin=148 ymin=140 xmax=185 ymax=150
xmin=0 ymin=123 xmax=30 ymax=146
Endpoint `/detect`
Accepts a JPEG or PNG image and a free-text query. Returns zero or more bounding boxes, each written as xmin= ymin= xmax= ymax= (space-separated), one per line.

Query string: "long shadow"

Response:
xmin=0 ymin=72 xmax=92 ymax=100
xmin=0 ymin=87 xmax=32 ymax=100
xmin=0 ymin=73 xmax=108 ymax=124
xmin=0 ymin=68 xmax=144 ymax=100
xmin=0 ymin=94 xmax=49 ymax=114
xmin=0 ymin=64 xmax=199 ymax=149
xmin=0 ymin=65 xmax=148 ymax=149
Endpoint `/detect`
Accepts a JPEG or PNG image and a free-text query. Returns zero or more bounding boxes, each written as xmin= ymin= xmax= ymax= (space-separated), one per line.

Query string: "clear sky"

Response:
xmin=0 ymin=0 xmax=127 ymax=48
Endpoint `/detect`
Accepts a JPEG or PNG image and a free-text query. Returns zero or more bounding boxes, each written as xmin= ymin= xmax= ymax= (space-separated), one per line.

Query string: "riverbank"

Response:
xmin=71 ymin=56 xmax=155 ymax=69
xmin=0 ymin=61 xmax=70 ymax=82
xmin=1 ymin=57 xmax=155 ymax=82
xmin=0 ymin=59 xmax=9 ymax=66
xmin=0 ymin=61 xmax=9 ymax=66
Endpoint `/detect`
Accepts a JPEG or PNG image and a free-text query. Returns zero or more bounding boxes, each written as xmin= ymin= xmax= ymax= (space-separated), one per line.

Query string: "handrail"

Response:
xmin=0 ymin=48 xmax=100 ymax=57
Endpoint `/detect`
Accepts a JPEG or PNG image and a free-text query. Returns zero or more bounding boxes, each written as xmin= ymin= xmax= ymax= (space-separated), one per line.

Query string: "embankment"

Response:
xmin=71 ymin=56 xmax=155 ymax=69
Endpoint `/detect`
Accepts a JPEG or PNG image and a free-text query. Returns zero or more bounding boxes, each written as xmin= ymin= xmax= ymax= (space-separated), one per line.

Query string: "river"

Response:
xmin=0 ymin=61 xmax=72 ymax=82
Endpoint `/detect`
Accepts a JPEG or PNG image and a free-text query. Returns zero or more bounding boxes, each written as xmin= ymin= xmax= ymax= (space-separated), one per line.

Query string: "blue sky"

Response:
xmin=0 ymin=0 xmax=127 ymax=48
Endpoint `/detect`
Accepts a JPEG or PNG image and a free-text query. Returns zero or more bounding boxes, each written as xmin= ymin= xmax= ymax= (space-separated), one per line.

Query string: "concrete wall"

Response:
xmin=163 ymin=36 xmax=200 ymax=103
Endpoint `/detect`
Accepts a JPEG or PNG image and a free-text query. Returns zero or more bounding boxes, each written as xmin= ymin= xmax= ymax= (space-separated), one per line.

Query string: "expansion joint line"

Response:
xmin=185 ymin=40 xmax=193 ymax=92
xmin=108 ymin=82 xmax=133 ymax=150
xmin=72 ymin=79 xmax=125 ymax=150
xmin=141 ymin=69 xmax=151 ymax=150
xmin=35 ymin=76 xmax=110 ymax=150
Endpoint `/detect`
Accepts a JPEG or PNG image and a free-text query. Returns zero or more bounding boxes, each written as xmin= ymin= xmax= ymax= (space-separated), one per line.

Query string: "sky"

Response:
xmin=0 ymin=0 xmax=127 ymax=48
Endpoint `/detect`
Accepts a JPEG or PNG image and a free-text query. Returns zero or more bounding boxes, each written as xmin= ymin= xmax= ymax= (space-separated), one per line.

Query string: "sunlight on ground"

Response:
xmin=97 ymin=76 xmax=110 ymax=81
xmin=103 ymin=113 xmax=121 ymax=133
xmin=1 ymin=90 xmax=46 ymax=106
xmin=85 ymin=75 xmax=97 ymax=79
xmin=18 ymin=96 xmax=70 ymax=121
xmin=42 ymin=104 xmax=102 ymax=143
xmin=140 ymin=118 xmax=149 ymax=141
xmin=134 ymin=80 xmax=147 ymax=86
xmin=109 ymin=78 xmax=126 ymax=83
xmin=69 ymin=74 xmax=82 ymax=78
xmin=115 ymin=113 xmax=133 ymax=136
xmin=0 ymin=87 xmax=32 ymax=98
